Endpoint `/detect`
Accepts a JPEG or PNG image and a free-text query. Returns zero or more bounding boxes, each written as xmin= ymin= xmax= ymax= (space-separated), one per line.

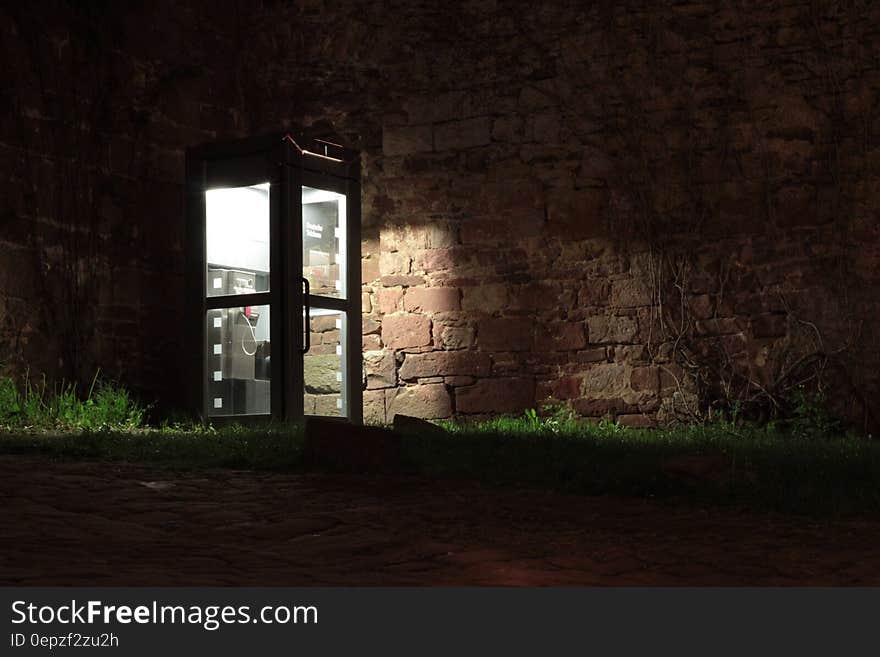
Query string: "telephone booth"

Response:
xmin=185 ymin=133 xmax=362 ymax=423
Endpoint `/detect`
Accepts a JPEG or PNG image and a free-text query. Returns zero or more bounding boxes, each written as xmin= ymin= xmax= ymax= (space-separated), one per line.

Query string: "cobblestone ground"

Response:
xmin=2 ymin=455 xmax=879 ymax=585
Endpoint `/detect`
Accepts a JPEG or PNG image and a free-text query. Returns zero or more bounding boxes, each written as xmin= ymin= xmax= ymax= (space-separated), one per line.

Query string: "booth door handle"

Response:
xmin=302 ymin=277 xmax=311 ymax=354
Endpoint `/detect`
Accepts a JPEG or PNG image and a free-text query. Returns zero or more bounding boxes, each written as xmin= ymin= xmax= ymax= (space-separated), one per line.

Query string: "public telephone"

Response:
xmin=206 ymin=266 xmax=271 ymax=414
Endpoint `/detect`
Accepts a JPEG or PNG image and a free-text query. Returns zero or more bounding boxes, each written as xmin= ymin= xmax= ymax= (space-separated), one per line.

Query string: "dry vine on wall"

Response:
xmin=594 ymin=3 xmax=875 ymax=433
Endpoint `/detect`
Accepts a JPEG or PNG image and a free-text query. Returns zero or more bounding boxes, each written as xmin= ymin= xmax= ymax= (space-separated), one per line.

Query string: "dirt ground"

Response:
xmin=2 ymin=454 xmax=879 ymax=585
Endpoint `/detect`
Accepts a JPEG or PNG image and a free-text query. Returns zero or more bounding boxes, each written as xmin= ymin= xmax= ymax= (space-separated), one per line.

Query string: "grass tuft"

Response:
xmin=0 ymin=373 xmax=146 ymax=431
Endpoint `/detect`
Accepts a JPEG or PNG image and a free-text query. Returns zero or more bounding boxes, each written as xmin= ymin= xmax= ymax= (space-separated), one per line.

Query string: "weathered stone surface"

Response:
xmin=576 ymin=348 xmax=608 ymax=363
xmin=550 ymin=376 xmax=582 ymax=400
xmin=537 ymin=321 xmax=586 ymax=351
xmin=380 ymin=275 xmax=424 ymax=287
xmin=361 ymin=256 xmax=379 ymax=284
xmin=404 ymin=287 xmax=461 ymax=312
xmin=456 ymin=377 xmax=535 ymax=414
xmin=399 ymin=350 xmax=491 ymax=379
xmin=363 ymin=334 xmax=382 ymax=350
xmin=492 ymin=115 xmax=524 ymax=142
xmin=383 ymin=125 xmax=433 ymax=156
xmin=579 ymin=281 xmax=611 ymax=306
xmin=379 ymin=252 xmax=411 ymax=276
xmin=304 ymin=354 xmax=341 ymax=394
xmin=381 ymin=314 xmax=432 ymax=350
xmin=532 ymin=111 xmax=560 ymax=143
xmin=387 ymin=384 xmax=452 ymax=420
xmin=507 ymin=282 xmax=562 ymax=312
xmin=438 ymin=326 xmax=475 ymax=350
xmin=518 ymin=81 xmax=557 ymax=109
xmin=313 ymin=394 xmax=341 ymax=416
xmin=659 ymin=364 xmax=689 ymax=392
xmin=364 ymin=350 xmax=396 ymax=389
xmin=421 ymin=223 xmax=459 ymax=249
xmin=690 ymin=294 xmax=713 ymax=320
xmin=775 ymin=185 xmax=816 ymax=228
xmin=434 ymin=117 xmax=491 ymax=151
xmin=615 ymin=345 xmax=649 ymax=364
xmin=752 ymin=313 xmax=788 ymax=339
xmin=630 ymin=366 xmax=659 ymax=393
xmin=546 ymin=188 xmax=607 ymax=240
xmin=694 ymin=317 xmax=745 ymax=337
xmin=477 ymin=317 xmax=533 ymax=352
xmin=587 ymin=316 xmax=639 ymax=344
xmin=311 ymin=315 xmax=338 ymax=332
xmin=611 ymin=278 xmax=652 ymax=308
xmin=362 ymin=317 xmax=380 ymax=335
xmin=461 ymin=284 xmax=508 ymax=313
xmin=321 ymin=329 xmax=341 ymax=345
xmin=378 ymin=287 xmax=404 ymax=314
xmin=571 ymin=397 xmax=636 ymax=417
xmin=363 ymin=389 xmax=386 ymax=425
xmin=582 ymin=363 xmax=629 ymax=397
xmin=412 ymin=248 xmax=458 ymax=272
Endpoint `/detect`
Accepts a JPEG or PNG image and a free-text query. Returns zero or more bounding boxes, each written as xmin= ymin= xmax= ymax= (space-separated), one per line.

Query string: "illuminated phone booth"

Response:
xmin=185 ymin=133 xmax=362 ymax=424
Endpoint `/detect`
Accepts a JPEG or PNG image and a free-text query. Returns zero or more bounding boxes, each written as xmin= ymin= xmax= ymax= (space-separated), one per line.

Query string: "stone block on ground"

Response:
xmin=303 ymin=417 xmax=404 ymax=472
xmin=660 ymin=454 xmax=744 ymax=488
xmin=392 ymin=414 xmax=447 ymax=436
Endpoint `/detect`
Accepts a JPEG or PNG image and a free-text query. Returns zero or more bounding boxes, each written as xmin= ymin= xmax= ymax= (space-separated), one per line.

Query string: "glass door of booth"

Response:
xmin=300 ymin=183 xmax=349 ymax=417
xmin=203 ymin=178 xmax=276 ymax=420
xmin=188 ymin=134 xmax=361 ymax=424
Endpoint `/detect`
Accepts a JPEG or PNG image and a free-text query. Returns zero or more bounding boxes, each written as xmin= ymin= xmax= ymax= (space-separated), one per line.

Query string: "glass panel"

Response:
xmin=206 ymin=304 xmax=271 ymax=416
xmin=304 ymin=308 xmax=346 ymax=417
xmin=302 ymin=186 xmax=346 ymax=299
xmin=205 ymin=183 xmax=270 ymax=297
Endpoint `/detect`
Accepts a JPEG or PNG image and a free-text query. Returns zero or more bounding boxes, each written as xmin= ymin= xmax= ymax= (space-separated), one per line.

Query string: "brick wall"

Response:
xmin=2 ymin=1 xmax=879 ymax=428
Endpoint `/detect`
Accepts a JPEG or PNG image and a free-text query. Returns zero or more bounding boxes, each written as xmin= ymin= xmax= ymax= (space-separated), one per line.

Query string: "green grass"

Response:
xmin=0 ymin=370 xmax=878 ymax=516
xmin=0 ymin=373 xmax=145 ymax=431
xmin=399 ymin=416 xmax=880 ymax=517
xmin=0 ymin=424 xmax=304 ymax=470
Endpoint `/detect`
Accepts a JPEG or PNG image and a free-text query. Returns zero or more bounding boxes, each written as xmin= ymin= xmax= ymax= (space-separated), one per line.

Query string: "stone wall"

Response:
xmin=2 ymin=1 xmax=879 ymax=429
